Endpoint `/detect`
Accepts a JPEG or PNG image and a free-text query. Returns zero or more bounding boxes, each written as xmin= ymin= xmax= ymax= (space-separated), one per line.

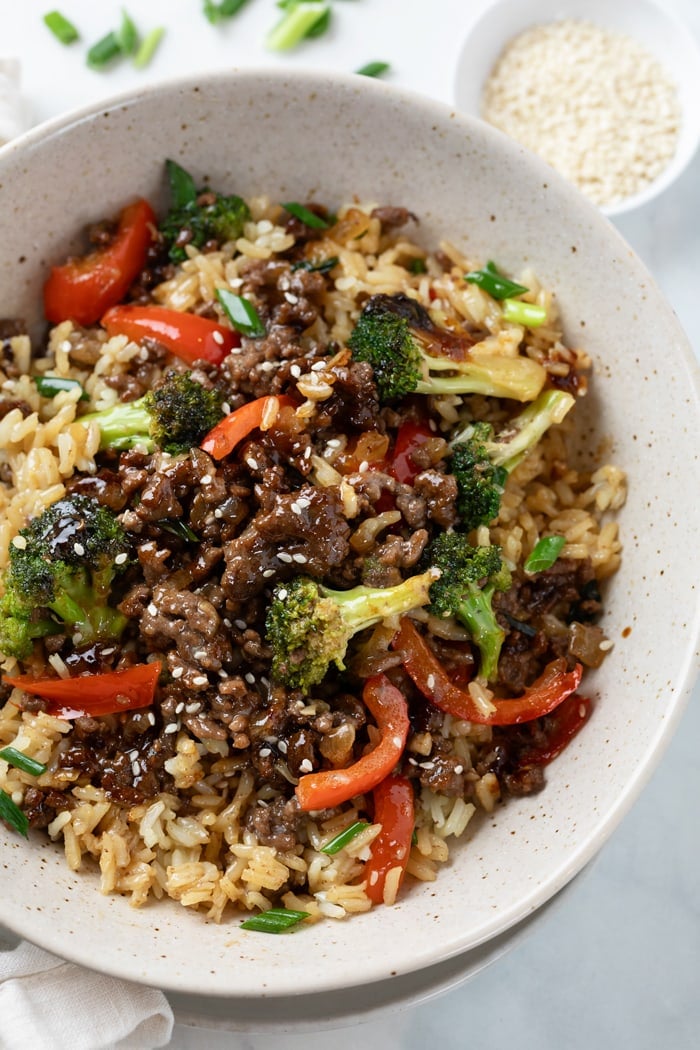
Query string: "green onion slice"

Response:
xmin=0 ymin=788 xmax=29 ymax=838
xmin=282 ymin=202 xmax=329 ymax=229
xmin=321 ymin=820 xmax=367 ymax=855
xmin=305 ymin=6 xmax=331 ymax=38
xmin=409 ymin=257 xmax=427 ymax=274
xmin=266 ymin=3 xmax=330 ymax=51
xmin=216 ymin=289 xmax=266 ymax=338
xmin=204 ymin=0 xmax=249 ymax=23
xmin=291 ymin=256 xmax=339 ymax=274
xmin=160 ymin=520 xmax=200 ymax=543
xmin=355 ymin=61 xmax=390 ymax=78
xmin=117 ymin=10 xmax=139 ymax=54
xmin=524 ymin=535 xmax=566 ymax=574
xmin=501 ymin=298 xmax=547 ymax=328
xmin=35 ymin=376 xmax=89 ymax=401
xmin=240 ymin=907 xmax=309 ymax=933
xmin=132 ymin=26 xmax=165 ymax=69
xmin=464 ymin=261 xmax=529 ymax=301
xmin=43 ymin=10 xmax=79 ymax=44
xmin=87 ymin=30 xmax=122 ymax=69
xmin=165 ymin=158 xmax=198 ymax=208
xmin=0 ymin=747 xmax=47 ymax=778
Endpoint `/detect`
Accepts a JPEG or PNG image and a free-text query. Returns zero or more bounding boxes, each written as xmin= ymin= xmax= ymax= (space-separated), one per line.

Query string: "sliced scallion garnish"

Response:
xmin=86 ymin=30 xmax=122 ymax=69
xmin=204 ymin=0 xmax=249 ymax=23
xmin=320 ymin=820 xmax=367 ymax=855
xmin=501 ymin=299 xmax=547 ymax=328
xmin=409 ymin=257 xmax=427 ymax=274
xmin=355 ymin=61 xmax=390 ymax=78
xmin=35 ymin=376 xmax=89 ymax=402
xmin=464 ymin=261 xmax=529 ymax=301
xmin=116 ymin=9 xmax=139 ymax=55
xmin=159 ymin=520 xmax=200 ymax=543
xmin=166 ymin=158 xmax=198 ymax=209
xmin=240 ymin=907 xmax=309 ymax=933
xmin=282 ymin=202 xmax=329 ymax=229
xmin=0 ymin=747 xmax=47 ymax=778
xmin=216 ymin=289 xmax=266 ymax=338
xmin=43 ymin=10 xmax=80 ymax=44
xmin=524 ymin=535 xmax=566 ymax=574
xmin=266 ymin=3 xmax=330 ymax=51
xmin=291 ymin=256 xmax=339 ymax=274
xmin=132 ymin=26 xmax=165 ymax=69
xmin=0 ymin=788 xmax=29 ymax=838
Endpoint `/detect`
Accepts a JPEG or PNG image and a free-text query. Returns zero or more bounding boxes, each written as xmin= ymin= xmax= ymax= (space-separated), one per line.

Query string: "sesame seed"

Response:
xmin=358 ymin=460 xmax=369 ymax=473
xmin=290 ymin=364 xmax=301 ymax=378
xmin=260 ymin=676 xmax=270 ymax=688
xmin=223 ymin=618 xmax=232 ymax=628
xmin=291 ymin=502 xmax=302 ymax=515
xmin=192 ymin=675 xmax=208 ymax=686
xmin=147 ymin=603 xmax=158 ymax=617
xmin=218 ymin=669 xmax=229 ymax=679
xmin=131 ymin=760 xmax=140 ymax=777
xmin=420 ymin=761 xmax=435 ymax=770
xmin=426 ymin=674 xmax=436 ymax=691
xmin=277 ymin=588 xmax=288 ymax=600
xmin=311 ymin=360 xmax=326 ymax=371
xmin=147 ymin=712 xmax=156 ymax=726
xmin=299 ymin=759 xmax=313 ymax=773
xmin=73 ymin=542 xmax=85 ymax=556
xmin=172 ymin=666 xmax=184 ymax=679
xmin=234 ymin=619 xmax=247 ymax=630
xmin=454 ymin=765 xmax=464 ymax=774
xmin=222 ymin=402 xmax=231 ymax=415
xmin=101 ymin=647 xmax=115 ymax=656
xmin=246 ymin=458 xmax=258 ymax=470
xmin=212 ymin=330 xmax=225 ymax=345
xmin=259 ymin=748 xmax=272 ymax=758
xmin=277 ymin=551 xmax=293 ymax=564
xmin=164 ymin=723 xmax=178 ymax=735
xmin=214 ymin=508 xmax=223 ymax=519
xmin=326 ymin=438 xmax=341 ymax=448
xmin=259 ymin=361 xmax=276 ymax=372
xmin=408 ymin=757 xmax=418 ymax=766
xmin=284 ymin=292 xmax=299 ymax=304
xmin=129 ymin=749 xmax=139 ymax=761
xmin=114 ymin=552 xmax=128 ymax=566
xmin=262 ymin=568 xmax=275 ymax=578
xmin=11 ymin=536 xmax=26 ymax=550
xmin=175 ymin=702 xmax=185 ymax=715
xmin=200 ymin=474 xmax=212 ymax=485
xmin=292 ymin=553 xmax=308 ymax=564
xmin=185 ymin=702 xmax=201 ymax=714
xmin=303 ymin=447 xmax=311 ymax=460
xmin=245 ymin=672 xmax=256 ymax=685
xmin=277 ymin=740 xmax=288 ymax=754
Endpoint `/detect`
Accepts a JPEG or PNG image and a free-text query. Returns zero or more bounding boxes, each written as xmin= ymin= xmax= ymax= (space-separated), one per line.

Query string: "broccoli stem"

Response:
xmin=329 ymin=568 xmax=439 ymax=636
xmin=415 ymin=351 xmax=546 ymax=402
xmin=455 ymin=583 xmax=504 ymax=683
xmin=80 ymin=397 xmax=154 ymax=452
xmin=452 ymin=389 xmax=575 ymax=470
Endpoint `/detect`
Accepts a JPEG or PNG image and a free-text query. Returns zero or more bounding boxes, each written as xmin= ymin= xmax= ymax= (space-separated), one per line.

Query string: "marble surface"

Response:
xmin=4 ymin=1 xmax=699 ymax=1047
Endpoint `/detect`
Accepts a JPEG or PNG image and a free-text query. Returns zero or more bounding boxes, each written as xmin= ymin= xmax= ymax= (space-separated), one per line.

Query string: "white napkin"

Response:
xmin=0 ymin=939 xmax=173 ymax=1050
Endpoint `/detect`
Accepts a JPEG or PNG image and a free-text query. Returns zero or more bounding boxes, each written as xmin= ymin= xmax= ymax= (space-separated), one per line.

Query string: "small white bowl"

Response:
xmin=454 ymin=0 xmax=700 ymax=217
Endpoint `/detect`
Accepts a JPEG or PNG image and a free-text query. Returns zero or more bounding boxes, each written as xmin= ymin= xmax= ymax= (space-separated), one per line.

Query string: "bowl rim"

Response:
xmin=0 ymin=65 xmax=699 ymax=997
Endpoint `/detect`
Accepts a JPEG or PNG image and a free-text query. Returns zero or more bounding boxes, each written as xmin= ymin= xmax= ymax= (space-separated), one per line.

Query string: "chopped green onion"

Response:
xmin=320 ymin=820 xmax=367 ymax=855
xmin=291 ymin=256 xmax=339 ymax=274
xmin=159 ymin=520 xmax=200 ymax=543
xmin=355 ymin=61 xmax=390 ymax=78
xmin=43 ymin=10 xmax=80 ymax=44
xmin=165 ymin=158 xmax=198 ymax=209
xmin=409 ymin=257 xmax=427 ymax=274
xmin=282 ymin=202 xmax=329 ymax=229
xmin=0 ymin=747 xmax=47 ymax=778
xmin=501 ymin=299 xmax=547 ymax=328
xmin=116 ymin=10 xmax=139 ymax=55
xmin=87 ymin=31 xmax=122 ymax=69
xmin=240 ymin=907 xmax=309 ymax=933
xmin=0 ymin=788 xmax=29 ymax=838
xmin=411 ymin=828 xmax=418 ymax=846
xmin=266 ymin=2 xmax=330 ymax=51
xmin=132 ymin=26 xmax=165 ymax=68
xmin=305 ymin=6 xmax=331 ymax=38
xmin=35 ymin=376 xmax=89 ymax=401
xmin=204 ymin=0 xmax=249 ymax=23
xmin=216 ymin=289 xmax=266 ymax=338
xmin=524 ymin=535 xmax=566 ymax=574
xmin=464 ymin=261 xmax=529 ymax=301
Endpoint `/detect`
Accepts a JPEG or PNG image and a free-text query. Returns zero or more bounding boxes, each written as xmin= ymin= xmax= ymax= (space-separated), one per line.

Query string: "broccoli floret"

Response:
xmin=266 ymin=568 xmax=439 ymax=691
xmin=159 ymin=159 xmax=250 ymax=263
xmin=348 ymin=293 xmax=545 ymax=404
xmin=0 ymin=495 xmax=131 ymax=659
xmin=426 ymin=532 xmax=512 ymax=683
xmin=449 ymin=389 xmax=575 ymax=531
xmin=80 ymin=371 xmax=225 ymax=453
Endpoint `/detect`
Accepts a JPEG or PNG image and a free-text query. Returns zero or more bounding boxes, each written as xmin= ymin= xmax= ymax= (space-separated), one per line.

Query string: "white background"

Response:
xmin=3 ymin=1 xmax=700 ymax=1047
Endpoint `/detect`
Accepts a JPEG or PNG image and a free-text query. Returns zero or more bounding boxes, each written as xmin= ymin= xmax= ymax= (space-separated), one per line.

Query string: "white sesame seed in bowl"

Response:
xmin=454 ymin=0 xmax=700 ymax=217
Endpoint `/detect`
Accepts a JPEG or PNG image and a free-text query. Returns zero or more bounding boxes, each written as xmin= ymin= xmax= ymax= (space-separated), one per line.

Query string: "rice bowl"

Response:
xmin=0 ymin=69 xmax=696 ymax=999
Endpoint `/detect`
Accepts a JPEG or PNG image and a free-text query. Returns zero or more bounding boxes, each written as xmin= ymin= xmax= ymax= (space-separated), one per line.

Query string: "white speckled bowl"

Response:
xmin=0 ymin=70 xmax=698 ymax=1002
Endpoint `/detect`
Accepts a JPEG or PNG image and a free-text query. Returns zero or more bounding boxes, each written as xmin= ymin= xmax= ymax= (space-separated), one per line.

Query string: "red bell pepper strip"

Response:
xmin=295 ymin=674 xmax=409 ymax=812
xmin=388 ymin=420 xmax=434 ymax=485
xmin=4 ymin=662 xmax=162 ymax=719
xmin=44 ymin=199 xmax=156 ymax=326
xmin=364 ymin=774 xmax=415 ymax=905
xmin=200 ymin=394 xmax=296 ymax=460
xmin=516 ymin=693 xmax=592 ymax=767
xmin=393 ymin=617 xmax=582 ymax=726
xmin=101 ymin=304 xmax=239 ymax=366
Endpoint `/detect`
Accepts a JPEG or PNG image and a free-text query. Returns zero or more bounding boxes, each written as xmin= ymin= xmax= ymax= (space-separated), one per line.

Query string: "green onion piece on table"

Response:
xmin=132 ymin=27 xmax=165 ymax=68
xmin=240 ymin=907 xmax=309 ymax=933
xmin=165 ymin=158 xmax=198 ymax=209
xmin=117 ymin=10 xmax=139 ymax=54
xmin=0 ymin=788 xmax=29 ymax=838
xmin=87 ymin=31 xmax=122 ymax=69
xmin=36 ymin=376 xmax=89 ymax=401
xmin=524 ymin=535 xmax=566 ymax=574
xmin=216 ymin=289 xmax=266 ymax=338
xmin=0 ymin=747 xmax=47 ymax=778
xmin=204 ymin=0 xmax=249 ymax=23
xmin=464 ymin=261 xmax=529 ymax=301
xmin=321 ymin=820 xmax=367 ymax=855
xmin=266 ymin=2 xmax=330 ymax=51
xmin=43 ymin=10 xmax=80 ymax=44
xmin=305 ymin=6 xmax=331 ymax=38
xmin=282 ymin=202 xmax=329 ymax=229
xmin=501 ymin=298 xmax=547 ymax=328
xmin=355 ymin=62 xmax=390 ymax=78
